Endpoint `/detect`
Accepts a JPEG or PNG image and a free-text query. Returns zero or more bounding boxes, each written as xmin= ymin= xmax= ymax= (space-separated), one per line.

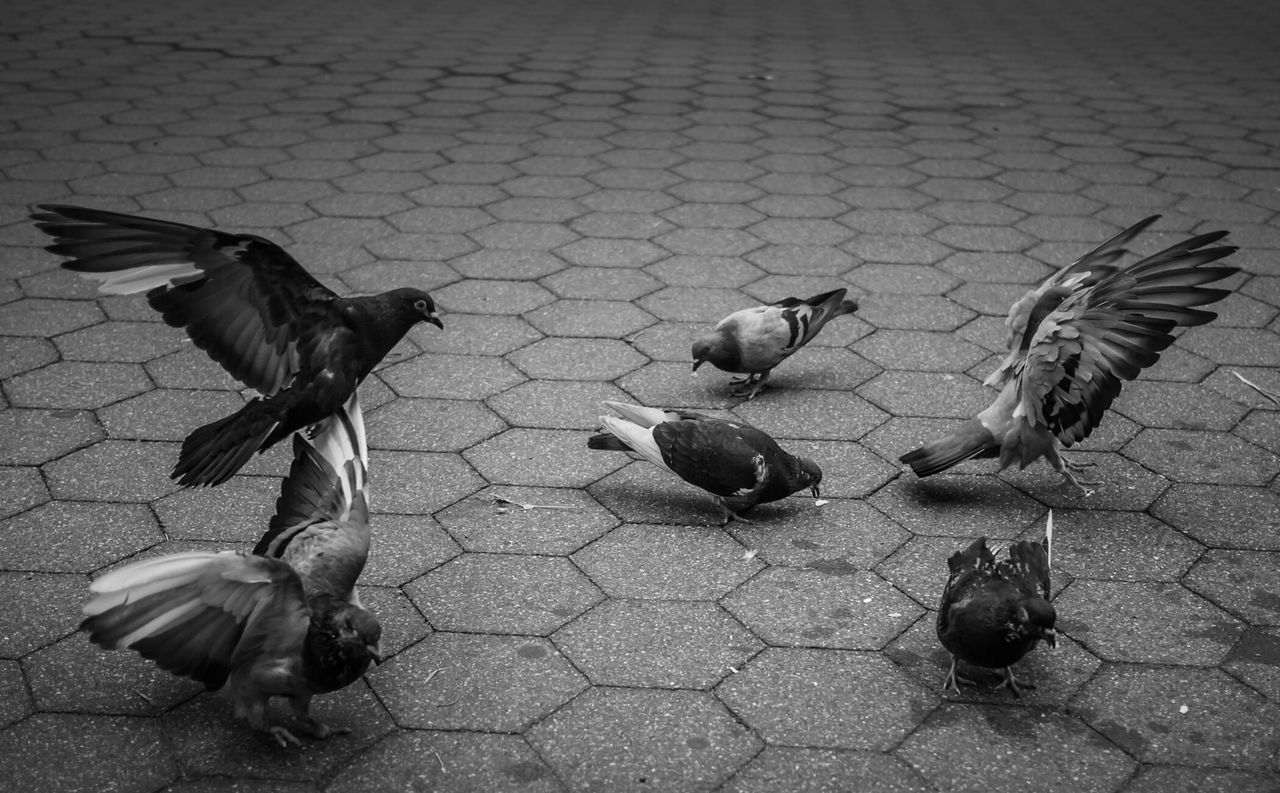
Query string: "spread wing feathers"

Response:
xmin=31 ymin=204 xmax=337 ymax=396
xmin=81 ymin=551 xmax=306 ymax=690
xmin=256 ymin=392 xmax=369 ymax=558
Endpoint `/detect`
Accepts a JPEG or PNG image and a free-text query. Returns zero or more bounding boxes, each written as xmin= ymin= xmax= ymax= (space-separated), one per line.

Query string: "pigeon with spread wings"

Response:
xmin=81 ymin=393 xmax=380 ymax=746
xmin=587 ymin=400 xmax=822 ymax=524
xmin=31 ymin=203 xmax=442 ymax=487
xmin=937 ymin=511 xmax=1056 ymax=698
xmin=900 ymin=216 xmax=1237 ymax=493
xmin=692 ymin=288 xmax=859 ymax=398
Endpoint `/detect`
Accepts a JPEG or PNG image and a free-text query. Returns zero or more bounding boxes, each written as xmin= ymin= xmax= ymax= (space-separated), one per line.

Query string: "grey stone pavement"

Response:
xmin=1 ymin=0 xmax=1279 ymax=790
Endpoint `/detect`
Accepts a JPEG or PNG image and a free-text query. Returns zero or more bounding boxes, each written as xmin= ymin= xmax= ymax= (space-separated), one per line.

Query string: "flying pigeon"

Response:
xmin=900 ymin=216 xmax=1238 ymax=494
xmin=692 ymin=288 xmax=859 ymax=398
xmin=587 ymin=400 xmax=822 ymax=524
xmin=937 ymin=510 xmax=1056 ymax=697
xmin=81 ymin=392 xmax=381 ymax=746
xmin=30 ymin=203 xmax=442 ymax=487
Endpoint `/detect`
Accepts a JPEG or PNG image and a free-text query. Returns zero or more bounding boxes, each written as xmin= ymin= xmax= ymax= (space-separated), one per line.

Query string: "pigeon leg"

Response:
xmin=993 ymin=666 xmax=1036 ymax=698
xmin=731 ymin=370 xmax=773 ymax=399
xmin=942 ymin=657 xmax=980 ymax=695
xmin=1045 ymin=447 xmax=1100 ymax=496
xmin=268 ymin=725 xmax=305 ymax=748
xmin=288 ymin=695 xmax=350 ymax=740
xmin=715 ymin=499 xmax=753 ymax=526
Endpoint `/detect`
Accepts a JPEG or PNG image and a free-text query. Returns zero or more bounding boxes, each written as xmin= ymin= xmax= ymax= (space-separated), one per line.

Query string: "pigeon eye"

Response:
xmin=413 ymin=299 xmax=428 ymax=312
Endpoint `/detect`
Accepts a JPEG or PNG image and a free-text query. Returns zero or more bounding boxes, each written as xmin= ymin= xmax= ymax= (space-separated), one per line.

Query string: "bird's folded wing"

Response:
xmin=258 ymin=392 xmax=369 ymax=558
xmin=771 ymin=288 xmax=852 ymax=349
xmin=81 ymin=551 xmax=306 ymax=690
xmin=1001 ymin=540 xmax=1051 ymax=600
xmin=653 ymin=420 xmax=769 ymax=496
xmin=31 ymin=204 xmax=337 ymax=395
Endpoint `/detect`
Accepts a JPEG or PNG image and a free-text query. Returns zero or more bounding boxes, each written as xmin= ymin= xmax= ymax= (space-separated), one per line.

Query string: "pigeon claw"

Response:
xmin=942 ymin=657 xmax=979 ymax=696
xmin=994 ymin=667 xmax=1036 ymax=699
xmin=269 ymin=725 xmax=305 ymax=748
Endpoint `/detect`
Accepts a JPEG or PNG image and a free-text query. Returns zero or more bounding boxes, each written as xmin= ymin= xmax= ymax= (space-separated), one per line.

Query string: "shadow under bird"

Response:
xmin=937 ymin=510 xmax=1056 ymax=698
xmin=692 ymin=287 xmax=859 ymax=399
xmin=587 ymin=400 xmax=822 ymax=524
xmin=30 ymin=203 xmax=443 ymax=487
xmin=81 ymin=392 xmax=380 ymax=747
xmin=900 ymin=215 xmax=1238 ymax=494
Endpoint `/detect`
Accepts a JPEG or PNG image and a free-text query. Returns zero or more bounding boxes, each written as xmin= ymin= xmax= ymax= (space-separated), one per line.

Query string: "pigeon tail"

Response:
xmin=172 ymin=399 xmax=282 ymax=487
xmin=587 ymin=432 xmax=631 ymax=452
xmin=899 ymin=418 xmax=997 ymax=477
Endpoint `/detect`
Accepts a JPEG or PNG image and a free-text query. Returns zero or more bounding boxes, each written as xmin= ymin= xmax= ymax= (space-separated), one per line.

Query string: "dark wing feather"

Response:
xmin=31 ymin=204 xmax=338 ymax=395
xmin=653 ymin=419 xmax=772 ymax=497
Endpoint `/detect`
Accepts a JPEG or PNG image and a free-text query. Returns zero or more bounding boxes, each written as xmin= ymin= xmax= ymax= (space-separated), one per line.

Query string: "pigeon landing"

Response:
xmin=900 ymin=216 xmax=1238 ymax=494
xmin=81 ymin=393 xmax=381 ymax=747
xmin=587 ymin=400 xmax=822 ymax=524
xmin=692 ymin=288 xmax=859 ymax=399
xmin=937 ymin=511 xmax=1056 ymax=698
xmin=31 ymin=204 xmax=442 ymax=487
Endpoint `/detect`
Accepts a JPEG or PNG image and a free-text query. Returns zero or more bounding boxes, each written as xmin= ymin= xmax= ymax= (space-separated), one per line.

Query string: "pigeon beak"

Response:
xmin=810 ymin=484 xmax=821 ymax=499
xmin=1042 ymin=629 xmax=1057 ymax=650
xmin=367 ymin=643 xmax=384 ymax=665
xmin=426 ymin=314 xmax=444 ymax=330
xmin=691 ymin=360 xmax=703 ymax=374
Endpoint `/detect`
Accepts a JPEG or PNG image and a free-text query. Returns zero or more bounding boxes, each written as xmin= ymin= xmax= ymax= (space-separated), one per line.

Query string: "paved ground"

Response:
xmin=1 ymin=0 xmax=1279 ymax=790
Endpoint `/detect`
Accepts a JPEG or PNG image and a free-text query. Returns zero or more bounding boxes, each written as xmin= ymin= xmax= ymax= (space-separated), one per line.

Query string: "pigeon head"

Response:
xmin=691 ymin=332 xmax=736 ymax=373
xmin=1019 ymin=598 xmax=1057 ymax=649
xmin=387 ymin=287 xmax=444 ymax=329
xmin=797 ymin=456 xmax=823 ymax=498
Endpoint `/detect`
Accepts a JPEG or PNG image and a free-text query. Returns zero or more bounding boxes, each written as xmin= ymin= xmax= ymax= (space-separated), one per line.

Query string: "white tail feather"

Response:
xmin=603 ymin=401 xmax=671 ymax=428
xmin=88 ymin=552 xmax=222 ymax=595
xmin=598 ymin=416 xmax=670 ymax=475
xmin=1045 ymin=509 xmax=1054 ymax=567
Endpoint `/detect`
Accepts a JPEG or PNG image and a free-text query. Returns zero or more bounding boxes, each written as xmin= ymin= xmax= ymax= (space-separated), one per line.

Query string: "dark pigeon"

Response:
xmin=900 ymin=216 xmax=1237 ymax=494
xmin=937 ymin=511 xmax=1056 ymax=697
xmin=82 ymin=392 xmax=381 ymax=746
xmin=587 ymin=400 xmax=822 ymax=524
xmin=692 ymin=288 xmax=859 ymax=399
xmin=31 ymin=204 xmax=442 ymax=487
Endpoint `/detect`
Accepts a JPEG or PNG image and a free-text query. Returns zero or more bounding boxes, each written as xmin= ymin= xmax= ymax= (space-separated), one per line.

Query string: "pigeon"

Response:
xmin=937 ymin=510 xmax=1056 ymax=697
xmin=30 ymin=203 xmax=443 ymax=487
xmin=81 ymin=392 xmax=381 ymax=746
xmin=587 ymin=400 xmax=822 ymax=524
xmin=692 ymin=288 xmax=859 ymax=398
xmin=900 ymin=216 xmax=1238 ymax=494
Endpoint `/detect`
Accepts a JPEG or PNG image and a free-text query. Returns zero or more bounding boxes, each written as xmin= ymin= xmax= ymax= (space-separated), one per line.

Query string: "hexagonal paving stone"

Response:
xmin=572 ymin=523 xmax=760 ymax=599
xmin=1053 ymin=580 xmax=1242 ymax=665
xmin=617 ymin=360 xmax=743 ymax=411
xmin=359 ymin=515 xmax=461 ymax=587
xmin=435 ymin=486 xmax=618 ymax=555
xmin=432 ymin=279 xmax=556 ymax=315
xmin=369 ymin=633 xmax=587 ymax=732
xmin=554 ymin=600 xmax=762 ymax=689
xmin=868 ymin=475 xmax=1045 ymax=538
xmin=0 ymin=297 xmax=103 ymax=337
xmin=721 ymin=747 xmax=933 ymax=793
xmin=527 ymin=687 xmax=761 ymax=793
xmin=729 ymin=498 xmax=910 ymax=569
xmin=43 ymin=440 xmax=182 ymax=502
xmin=732 ymin=390 xmax=888 ymax=441
xmin=1112 ymin=380 xmax=1250 ymax=430
xmin=408 ymin=313 xmax=543 ymax=356
xmin=855 ymin=294 xmax=975 ymax=331
xmin=1223 ymin=627 xmax=1280 ymax=703
xmin=365 ymin=397 xmax=506 ymax=452
xmin=0 ymin=500 xmax=161 ymax=572
xmin=897 ymin=704 xmax=1134 ymax=793
xmin=54 ymin=320 xmax=186 ymax=363
xmin=723 ymin=566 xmax=922 ymax=650
xmin=0 ymin=465 xmax=48 ymax=521
xmin=637 ymin=285 xmax=756 ymax=324
xmin=326 ymin=730 xmax=562 ymax=793
xmin=406 ymin=553 xmax=602 ymax=635
xmin=1183 ymin=549 xmax=1280 ymax=626
xmin=152 ymin=477 xmax=278 ymax=543
xmin=1122 ymin=428 xmax=1280 ymax=485
xmin=507 ymin=337 xmax=648 ymax=380
xmin=380 ymin=353 xmax=527 ymax=400
xmin=999 ymin=451 xmax=1174 ymax=512
xmin=857 ymin=370 xmax=993 ymax=418
xmin=0 ymin=659 xmax=31 ymax=729
xmin=1070 ymin=665 xmax=1280 ymax=768
xmin=465 ymin=427 xmax=625 ymax=488
xmin=540 ymin=265 xmax=662 ymax=301
xmin=1048 ymin=509 xmax=1203 ymax=581
xmin=1120 ymin=765 xmax=1280 ymax=793
xmin=23 ymin=633 xmax=203 ymax=715
xmin=853 ymin=329 xmax=991 ymax=373
xmin=1151 ymin=484 xmax=1280 ymax=549
xmin=0 ymin=336 xmax=58 ymax=380
xmin=97 ymin=389 xmax=245 ymax=442
xmin=524 ymin=298 xmax=656 ymax=338
xmin=487 ymin=380 xmax=632 ymax=429
xmin=0 ymin=714 xmax=177 ymax=793
xmin=366 ymin=450 xmax=485 ymax=514
xmin=717 ymin=647 xmax=937 ymax=749
xmin=0 ymin=571 xmax=85 ymax=657
xmin=0 ymin=408 xmax=103 ymax=465
xmin=6 ymin=360 xmax=152 ymax=409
